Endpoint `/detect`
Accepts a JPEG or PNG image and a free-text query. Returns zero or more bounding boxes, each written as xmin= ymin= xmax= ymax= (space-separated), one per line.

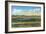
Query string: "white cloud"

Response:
xmin=33 ymin=8 xmax=40 ymax=12
xmin=12 ymin=9 xmax=23 ymax=15
xmin=12 ymin=8 xmax=41 ymax=16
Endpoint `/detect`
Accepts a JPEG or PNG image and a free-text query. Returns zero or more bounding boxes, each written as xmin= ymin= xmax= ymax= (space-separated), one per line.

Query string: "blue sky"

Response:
xmin=11 ymin=6 xmax=41 ymax=15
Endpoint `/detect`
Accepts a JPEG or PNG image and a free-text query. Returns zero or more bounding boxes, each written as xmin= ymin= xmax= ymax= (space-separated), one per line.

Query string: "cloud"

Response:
xmin=33 ymin=8 xmax=41 ymax=11
xmin=12 ymin=9 xmax=22 ymax=15
xmin=12 ymin=8 xmax=41 ymax=16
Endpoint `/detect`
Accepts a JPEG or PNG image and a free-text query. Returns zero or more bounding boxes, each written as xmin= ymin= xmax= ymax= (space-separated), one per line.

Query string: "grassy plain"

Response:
xmin=12 ymin=15 xmax=41 ymax=28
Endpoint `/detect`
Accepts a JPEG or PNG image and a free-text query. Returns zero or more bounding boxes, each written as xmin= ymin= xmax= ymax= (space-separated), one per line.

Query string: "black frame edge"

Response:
xmin=5 ymin=1 xmax=45 ymax=4
xmin=5 ymin=1 xmax=8 ymax=33
xmin=43 ymin=3 xmax=45 ymax=31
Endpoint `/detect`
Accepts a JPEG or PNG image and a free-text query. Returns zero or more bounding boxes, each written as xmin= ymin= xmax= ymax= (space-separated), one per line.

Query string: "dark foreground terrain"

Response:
xmin=12 ymin=16 xmax=41 ymax=28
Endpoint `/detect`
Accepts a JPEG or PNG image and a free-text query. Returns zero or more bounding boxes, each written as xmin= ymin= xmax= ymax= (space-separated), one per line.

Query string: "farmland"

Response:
xmin=11 ymin=15 xmax=41 ymax=28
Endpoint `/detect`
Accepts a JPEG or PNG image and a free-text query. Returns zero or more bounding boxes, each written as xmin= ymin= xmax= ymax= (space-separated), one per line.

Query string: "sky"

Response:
xmin=11 ymin=6 xmax=41 ymax=16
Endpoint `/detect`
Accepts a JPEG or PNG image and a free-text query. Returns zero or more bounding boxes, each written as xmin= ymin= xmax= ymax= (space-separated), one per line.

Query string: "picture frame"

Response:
xmin=5 ymin=1 xmax=45 ymax=33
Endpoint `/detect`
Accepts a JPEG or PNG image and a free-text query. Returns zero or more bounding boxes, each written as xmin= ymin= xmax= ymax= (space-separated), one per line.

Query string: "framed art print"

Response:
xmin=5 ymin=1 xmax=45 ymax=33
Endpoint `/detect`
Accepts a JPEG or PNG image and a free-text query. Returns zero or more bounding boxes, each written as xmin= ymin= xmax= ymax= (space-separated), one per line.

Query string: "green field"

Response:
xmin=11 ymin=16 xmax=41 ymax=28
